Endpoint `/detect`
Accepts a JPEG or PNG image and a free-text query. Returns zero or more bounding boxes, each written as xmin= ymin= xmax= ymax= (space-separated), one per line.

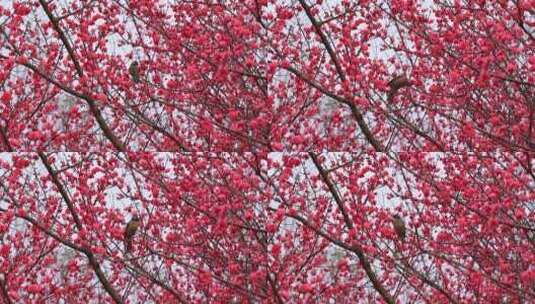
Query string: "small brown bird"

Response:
xmin=387 ymin=75 xmax=411 ymax=101
xmin=128 ymin=61 xmax=140 ymax=83
xmin=392 ymin=214 xmax=406 ymax=241
xmin=124 ymin=215 xmax=140 ymax=251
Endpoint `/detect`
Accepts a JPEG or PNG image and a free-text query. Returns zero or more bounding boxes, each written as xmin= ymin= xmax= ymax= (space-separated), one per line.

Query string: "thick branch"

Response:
xmin=298 ymin=0 xmax=345 ymax=81
xmin=37 ymin=0 xmax=125 ymax=151
xmin=38 ymin=153 xmax=84 ymax=230
xmin=37 ymin=153 xmax=123 ymax=304
xmin=296 ymin=1 xmax=383 ymax=151
xmin=0 ymin=126 xmax=13 ymax=152
xmin=125 ymin=259 xmax=189 ymax=304
xmin=261 ymin=155 xmax=394 ymax=303
xmin=284 ymin=66 xmax=383 ymax=151
xmin=267 ymin=274 xmax=284 ymax=304
xmin=37 ymin=0 xmax=82 ymax=75
xmin=0 ymin=274 xmax=12 ymax=304
xmin=7 ymin=212 xmax=83 ymax=252
xmin=399 ymin=258 xmax=459 ymax=304
xmin=309 ymin=152 xmax=353 ymax=230
xmin=85 ymin=253 xmax=123 ymax=304
xmin=286 ymin=211 xmax=395 ymax=304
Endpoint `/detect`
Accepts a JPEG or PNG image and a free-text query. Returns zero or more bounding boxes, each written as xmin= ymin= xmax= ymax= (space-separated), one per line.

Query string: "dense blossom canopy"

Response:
xmin=0 ymin=0 xmax=532 ymax=151
xmin=0 ymin=0 xmax=533 ymax=303
xmin=0 ymin=153 xmax=533 ymax=303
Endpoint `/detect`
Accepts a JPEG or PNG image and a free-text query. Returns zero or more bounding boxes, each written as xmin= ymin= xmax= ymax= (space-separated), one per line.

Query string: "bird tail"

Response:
xmin=124 ymin=238 xmax=131 ymax=252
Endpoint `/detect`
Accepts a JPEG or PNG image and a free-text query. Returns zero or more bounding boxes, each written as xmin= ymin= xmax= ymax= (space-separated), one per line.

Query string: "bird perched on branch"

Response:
xmin=124 ymin=215 xmax=140 ymax=251
xmin=392 ymin=214 xmax=406 ymax=241
xmin=387 ymin=75 xmax=411 ymax=102
xmin=128 ymin=61 xmax=140 ymax=83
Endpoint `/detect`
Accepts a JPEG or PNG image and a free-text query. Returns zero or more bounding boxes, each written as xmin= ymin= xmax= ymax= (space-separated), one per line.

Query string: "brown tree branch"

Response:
xmin=37 ymin=0 xmax=125 ymax=151
xmin=295 ymin=0 xmax=384 ymax=152
xmin=0 ymin=125 xmax=12 ymax=152
xmin=284 ymin=66 xmax=383 ymax=151
xmin=38 ymin=153 xmax=84 ymax=230
xmin=307 ymin=152 xmax=395 ymax=303
xmin=257 ymin=154 xmax=394 ymax=304
xmin=284 ymin=210 xmax=395 ymax=304
xmin=37 ymin=153 xmax=123 ymax=304
xmin=0 ymin=274 xmax=12 ymax=304
xmin=309 ymin=152 xmax=353 ymax=230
